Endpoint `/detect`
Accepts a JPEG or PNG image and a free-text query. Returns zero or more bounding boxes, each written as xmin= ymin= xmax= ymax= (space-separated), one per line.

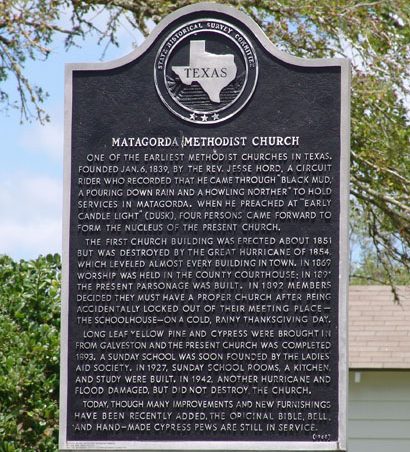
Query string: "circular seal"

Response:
xmin=154 ymin=19 xmax=258 ymax=124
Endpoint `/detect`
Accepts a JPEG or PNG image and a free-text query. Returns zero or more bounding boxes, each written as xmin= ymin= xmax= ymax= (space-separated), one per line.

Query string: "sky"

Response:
xmin=0 ymin=10 xmax=139 ymax=260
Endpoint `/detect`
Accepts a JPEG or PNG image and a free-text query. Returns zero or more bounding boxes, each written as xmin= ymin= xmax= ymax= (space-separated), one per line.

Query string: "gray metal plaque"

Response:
xmin=60 ymin=3 xmax=350 ymax=451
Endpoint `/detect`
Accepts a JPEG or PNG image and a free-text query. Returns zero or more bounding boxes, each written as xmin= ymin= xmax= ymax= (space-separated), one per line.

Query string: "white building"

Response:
xmin=349 ymin=286 xmax=410 ymax=451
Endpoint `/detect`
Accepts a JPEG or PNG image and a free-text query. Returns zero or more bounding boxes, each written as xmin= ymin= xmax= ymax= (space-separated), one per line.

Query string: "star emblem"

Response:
xmin=212 ymin=113 xmax=219 ymax=120
xmin=189 ymin=113 xmax=197 ymax=120
xmin=201 ymin=114 xmax=208 ymax=122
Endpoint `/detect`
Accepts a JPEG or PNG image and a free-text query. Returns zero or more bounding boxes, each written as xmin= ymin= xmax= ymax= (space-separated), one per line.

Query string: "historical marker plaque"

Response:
xmin=60 ymin=3 xmax=350 ymax=451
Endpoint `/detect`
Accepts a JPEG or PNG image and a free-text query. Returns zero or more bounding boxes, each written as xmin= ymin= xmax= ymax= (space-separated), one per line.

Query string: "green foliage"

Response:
xmin=351 ymin=239 xmax=410 ymax=286
xmin=351 ymin=252 xmax=410 ymax=286
xmin=0 ymin=254 xmax=61 ymax=452
xmin=0 ymin=0 xmax=66 ymax=122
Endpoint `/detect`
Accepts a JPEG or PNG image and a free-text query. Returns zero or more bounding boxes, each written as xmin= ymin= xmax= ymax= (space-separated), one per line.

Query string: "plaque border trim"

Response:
xmin=60 ymin=2 xmax=350 ymax=451
xmin=61 ymin=441 xmax=341 ymax=450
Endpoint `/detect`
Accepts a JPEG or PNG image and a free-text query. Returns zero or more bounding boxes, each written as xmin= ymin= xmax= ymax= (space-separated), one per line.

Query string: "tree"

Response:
xmin=0 ymin=254 xmax=61 ymax=451
xmin=1 ymin=0 xmax=409 ymax=296
xmin=350 ymin=209 xmax=410 ymax=286
xmin=351 ymin=248 xmax=410 ymax=286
